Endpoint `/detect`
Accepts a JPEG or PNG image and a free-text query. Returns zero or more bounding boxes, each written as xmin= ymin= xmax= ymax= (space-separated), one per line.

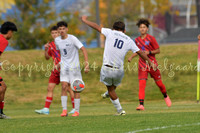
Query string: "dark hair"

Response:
xmin=113 ymin=21 xmax=125 ymax=32
xmin=0 ymin=21 xmax=17 ymax=34
xmin=50 ymin=26 xmax=58 ymax=32
xmin=57 ymin=21 xmax=68 ymax=28
xmin=136 ymin=18 xmax=150 ymax=28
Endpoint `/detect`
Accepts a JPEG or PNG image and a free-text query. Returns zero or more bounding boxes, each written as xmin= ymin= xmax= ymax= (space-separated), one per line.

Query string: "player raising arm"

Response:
xmin=81 ymin=16 xmax=156 ymax=115
xmin=0 ymin=22 xmax=17 ymax=119
xmin=55 ymin=21 xmax=89 ymax=117
xmin=128 ymin=19 xmax=171 ymax=110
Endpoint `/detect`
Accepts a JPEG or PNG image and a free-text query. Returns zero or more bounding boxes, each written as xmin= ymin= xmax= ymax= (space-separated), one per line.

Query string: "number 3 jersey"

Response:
xmin=101 ymin=28 xmax=140 ymax=68
xmin=55 ymin=34 xmax=83 ymax=69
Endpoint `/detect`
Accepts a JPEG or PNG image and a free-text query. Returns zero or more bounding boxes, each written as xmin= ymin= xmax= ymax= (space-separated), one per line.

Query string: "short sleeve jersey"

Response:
xmin=135 ymin=34 xmax=159 ymax=70
xmin=101 ymin=28 xmax=140 ymax=68
xmin=0 ymin=34 xmax=8 ymax=54
xmin=47 ymin=41 xmax=61 ymax=74
xmin=55 ymin=34 xmax=83 ymax=69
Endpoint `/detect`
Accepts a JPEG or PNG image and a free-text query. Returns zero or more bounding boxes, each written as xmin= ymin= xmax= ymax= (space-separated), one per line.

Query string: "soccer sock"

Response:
xmin=0 ymin=101 xmax=4 ymax=114
xmin=44 ymin=97 xmax=53 ymax=109
xmin=139 ymin=99 xmax=144 ymax=105
xmin=105 ymin=91 xmax=109 ymax=96
xmin=71 ymin=98 xmax=75 ymax=109
xmin=139 ymin=80 xmax=146 ymax=105
xmin=155 ymin=80 xmax=167 ymax=98
xmin=61 ymin=96 xmax=67 ymax=110
xmin=74 ymin=99 xmax=80 ymax=113
xmin=110 ymin=98 xmax=122 ymax=113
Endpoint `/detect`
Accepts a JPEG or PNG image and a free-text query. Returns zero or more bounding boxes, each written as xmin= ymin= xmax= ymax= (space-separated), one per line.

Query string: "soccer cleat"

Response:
xmin=72 ymin=111 xmax=79 ymax=117
xmin=0 ymin=113 xmax=10 ymax=119
xmin=35 ymin=108 xmax=49 ymax=115
xmin=101 ymin=93 xmax=110 ymax=99
xmin=60 ymin=110 xmax=68 ymax=117
xmin=136 ymin=105 xmax=145 ymax=111
xmin=115 ymin=110 xmax=126 ymax=116
xmin=69 ymin=108 xmax=76 ymax=114
xmin=164 ymin=95 xmax=171 ymax=107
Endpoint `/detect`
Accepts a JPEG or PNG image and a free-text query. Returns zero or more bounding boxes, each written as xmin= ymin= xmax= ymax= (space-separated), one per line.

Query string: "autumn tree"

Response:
xmin=4 ymin=0 xmax=85 ymax=49
xmin=87 ymin=0 xmax=171 ymax=44
xmin=0 ymin=0 xmax=15 ymax=14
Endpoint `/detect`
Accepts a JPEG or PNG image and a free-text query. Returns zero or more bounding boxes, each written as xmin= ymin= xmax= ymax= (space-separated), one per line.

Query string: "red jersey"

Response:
xmin=47 ymin=41 xmax=61 ymax=75
xmin=0 ymin=34 xmax=8 ymax=55
xmin=135 ymin=34 xmax=159 ymax=70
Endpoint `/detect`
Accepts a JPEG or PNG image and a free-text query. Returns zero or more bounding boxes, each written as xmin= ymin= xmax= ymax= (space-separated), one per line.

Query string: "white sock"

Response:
xmin=110 ymin=98 xmax=122 ymax=113
xmin=105 ymin=91 xmax=109 ymax=96
xmin=44 ymin=107 xmax=49 ymax=111
xmin=61 ymin=96 xmax=68 ymax=110
xmin=74 ymin=99 xmax=80 ymax=113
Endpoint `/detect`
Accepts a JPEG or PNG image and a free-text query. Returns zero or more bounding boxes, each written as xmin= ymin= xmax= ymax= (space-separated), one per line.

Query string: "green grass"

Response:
xmin=0 ymin=44 xmax=200 ymax=132
xmin=0 ymin=44 xmax=198 ymax=104
xmin=1 ymin=101 xmax=200 ymax=133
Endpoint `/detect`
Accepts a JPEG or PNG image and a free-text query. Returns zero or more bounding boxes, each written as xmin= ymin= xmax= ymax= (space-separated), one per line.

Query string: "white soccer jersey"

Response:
xmin=55 ymin=34 xmax=83 ymax=68
xmin=101 ymin=28 xmax=140 ymax=68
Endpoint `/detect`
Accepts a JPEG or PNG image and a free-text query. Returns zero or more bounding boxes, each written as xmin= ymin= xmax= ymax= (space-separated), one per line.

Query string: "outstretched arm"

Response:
xmin=143 ymin=48 xmax=160 ymax=55
xmin=80 ymin=46 xmax=90 ymax=73
xmin=81 ymin=16 xmax=102 ymax=33
xmin=128 ymin=53 xmax=138 ymax=62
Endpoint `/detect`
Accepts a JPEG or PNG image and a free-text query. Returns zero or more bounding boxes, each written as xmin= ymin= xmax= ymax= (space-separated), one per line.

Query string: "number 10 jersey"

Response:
xmin=101 ymin=28 xmax=140 ymax=68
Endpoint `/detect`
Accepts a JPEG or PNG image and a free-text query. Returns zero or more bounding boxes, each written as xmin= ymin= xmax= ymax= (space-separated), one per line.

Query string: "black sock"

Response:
xmin=163 ymin=93 xmax=167 ymax=98
xmin=0 ymin=109 xmax=3 ymax=114
xmin=139 ymin=99 xmax=144 ymax=105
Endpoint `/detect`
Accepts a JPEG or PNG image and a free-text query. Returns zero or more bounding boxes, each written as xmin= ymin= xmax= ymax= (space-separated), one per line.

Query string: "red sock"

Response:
xmin=44 ymin=97 xmax=53 ymax=108
xmin=71 ymin=98 xmax=74 ymax=108
xmin=139 ymin=80 xmax=146 ymax=103
xmin=155 ymin=80 xmax=167 ymax=96
xmin=0 ymin=101 xmax=4 ymax=109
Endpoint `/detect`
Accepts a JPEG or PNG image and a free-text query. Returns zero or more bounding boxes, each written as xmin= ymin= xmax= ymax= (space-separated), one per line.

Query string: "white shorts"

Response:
xmin=60 ymin=67 xmax=82 ymax=84
xmin=100 ymin=65 xmax=124 ymax=86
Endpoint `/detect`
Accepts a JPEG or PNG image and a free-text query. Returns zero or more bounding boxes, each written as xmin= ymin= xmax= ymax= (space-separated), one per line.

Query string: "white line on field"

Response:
xmin=127 ymin=122 xmax=200 ymax=133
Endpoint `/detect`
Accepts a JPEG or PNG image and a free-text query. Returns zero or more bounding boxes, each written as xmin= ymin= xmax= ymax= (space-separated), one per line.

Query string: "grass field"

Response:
xmin=1 ymin=101 xmax=200 ymax=133
xmin=0 ymin=44 xmax=200 ymax=132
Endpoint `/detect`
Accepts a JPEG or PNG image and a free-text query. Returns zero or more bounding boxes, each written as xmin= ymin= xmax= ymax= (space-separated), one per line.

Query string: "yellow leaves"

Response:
xmin=75 ymin=29 xmax=85 ymax=35
xmin=174 ymin=10 xmax=180 ymax=16
xmin=44 ymin=0 xmax=50 ymax=4
xmin=40 ymin=28 xmax=46 ymax=34
xmin=154 ymin=0 xmax=171 ymax=14
xmin=74 ymin=11 xmax=79 ymax=16
xmin=0 ymin=0 xmax=15 ymax=13
xmin=99 ymin=0 xmax=106 ymax=9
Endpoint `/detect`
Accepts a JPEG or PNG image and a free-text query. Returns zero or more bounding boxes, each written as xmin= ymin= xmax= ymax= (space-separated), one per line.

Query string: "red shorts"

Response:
xmin=49 ymin=72 xmax=60 ymax=85
xmin=138 ymin=68 xmax=161 ymax=80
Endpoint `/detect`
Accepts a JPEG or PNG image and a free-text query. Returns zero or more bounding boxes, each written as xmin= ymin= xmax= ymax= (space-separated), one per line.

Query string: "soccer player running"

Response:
xmin=81 ymin=16 xmax=156 ymax=115
xmin=35 ymin=26 xmax=76 ymax=115
xmin=128 ymin=19 xmax=171 ymax=110
xmin=0 ymin=22 xmax=17 ymax=119
xmin=55 ymin=21 xmax=89 ymax=117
